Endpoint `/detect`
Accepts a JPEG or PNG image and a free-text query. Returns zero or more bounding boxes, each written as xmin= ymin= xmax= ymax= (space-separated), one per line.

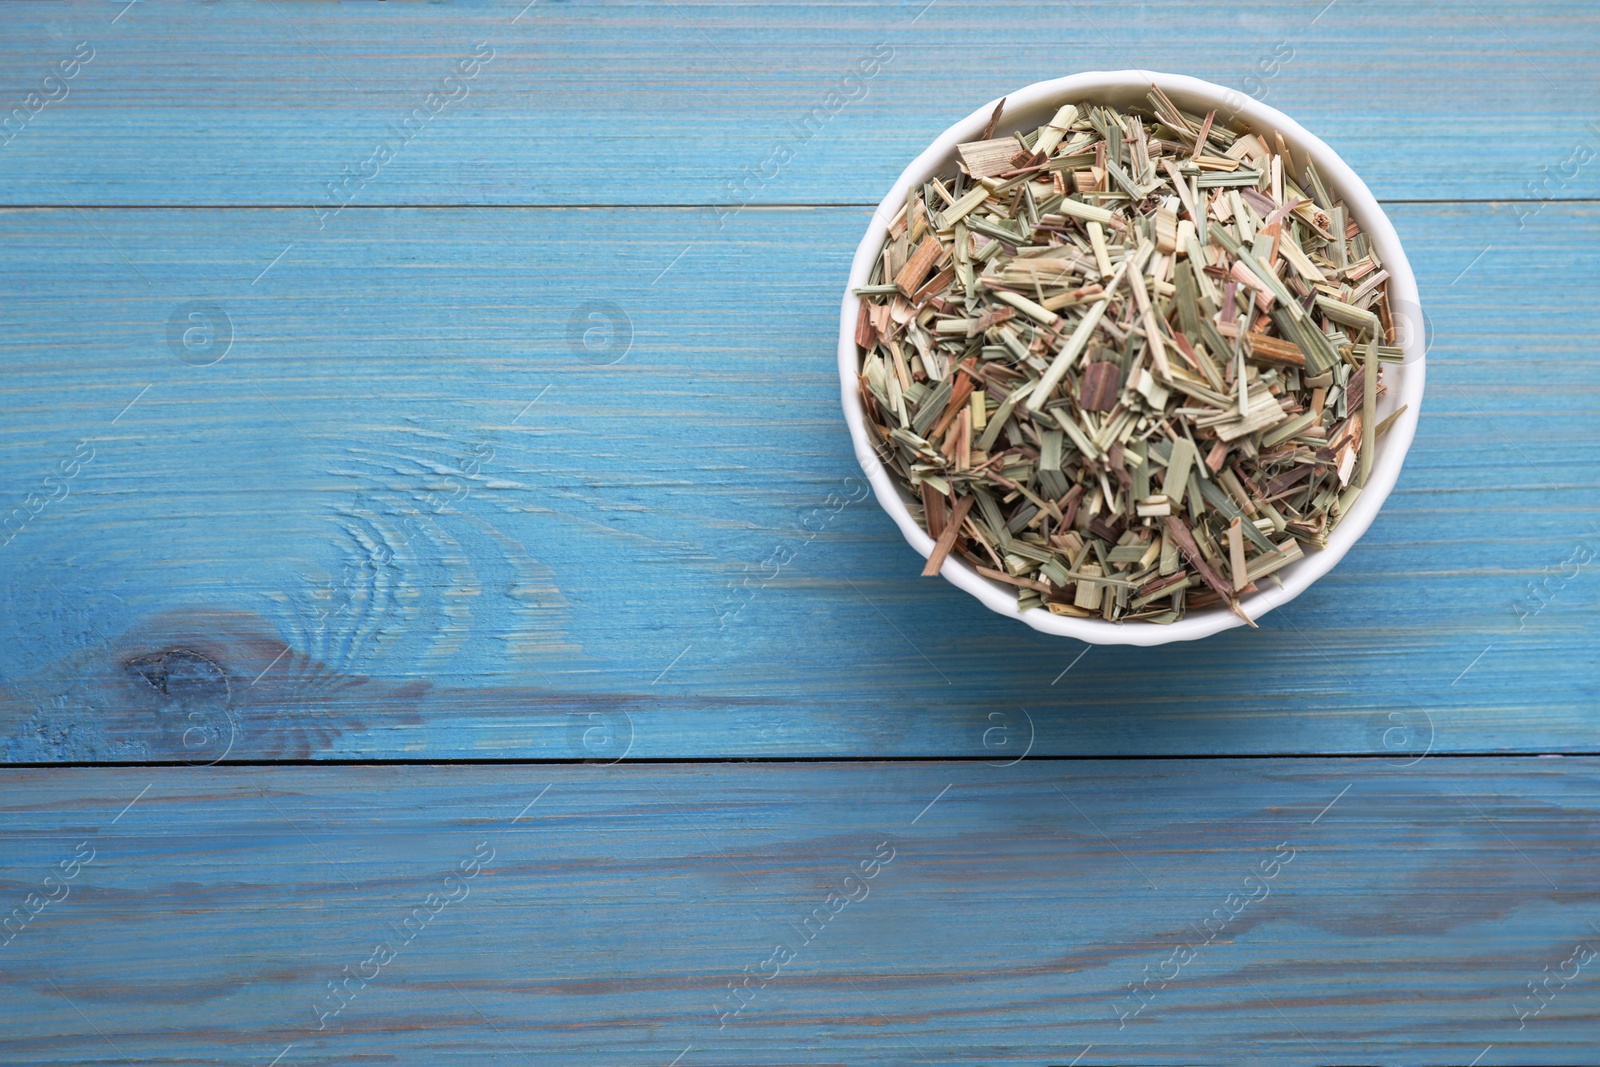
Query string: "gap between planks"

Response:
xmin=4 ymin=752 xmax=1592 ymax=769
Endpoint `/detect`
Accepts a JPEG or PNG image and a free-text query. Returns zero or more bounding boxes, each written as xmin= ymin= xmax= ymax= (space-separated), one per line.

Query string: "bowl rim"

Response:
xmin=836 ymin=69 xmax=1426 ymax=646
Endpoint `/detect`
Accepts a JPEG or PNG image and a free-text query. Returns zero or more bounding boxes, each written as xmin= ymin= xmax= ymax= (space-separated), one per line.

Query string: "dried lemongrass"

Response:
xmin=853 ymin=95 xmax=1401 ymax=624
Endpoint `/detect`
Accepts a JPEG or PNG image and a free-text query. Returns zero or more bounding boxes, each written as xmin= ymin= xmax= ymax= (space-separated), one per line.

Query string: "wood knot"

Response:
xmin=123 ymin=648 xmax=231 ymax=702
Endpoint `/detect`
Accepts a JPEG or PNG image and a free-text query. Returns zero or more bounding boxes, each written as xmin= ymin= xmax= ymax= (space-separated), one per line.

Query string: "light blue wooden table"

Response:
xmin=2 ymin=2 xmax=1598 ymax=1063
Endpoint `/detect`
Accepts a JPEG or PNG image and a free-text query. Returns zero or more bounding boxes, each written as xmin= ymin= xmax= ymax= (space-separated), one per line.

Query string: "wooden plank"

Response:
xmin=0 ymin=203 xmax=1596 ymax=762
xmin=1 ymin=761 xmax=1597 ymax=1064
xmin=0 ymin=2 xmax=1595 ymax=206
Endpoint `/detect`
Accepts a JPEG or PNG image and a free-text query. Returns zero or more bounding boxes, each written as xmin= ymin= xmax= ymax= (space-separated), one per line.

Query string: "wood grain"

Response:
xmin=1 ymin=762 xmax=1597 ymax=1065
xmin=0 ymin=2 xmax=1595 ymax=206
xmin=1 ymin=203 xmax=1596 ymax=761
xmin=2 ymin=5 xmax=1597 ymax=1061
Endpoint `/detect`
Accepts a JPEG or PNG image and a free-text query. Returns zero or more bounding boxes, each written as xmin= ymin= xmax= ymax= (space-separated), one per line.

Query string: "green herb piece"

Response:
xmin=1162 ymin=437 xmax=1197 ymax=506
xmin=1359 ymin=334 xmax=1377 ymax=487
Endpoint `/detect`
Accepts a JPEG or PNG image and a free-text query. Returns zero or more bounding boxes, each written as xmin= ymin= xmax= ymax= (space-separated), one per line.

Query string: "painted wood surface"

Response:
xmin=1 ymin=202 xmax=1596 ymax=761
xmin=2 ymin=762 xmax=1598 ymax=1066
xmin=3 ymin=4 xmax=1599 ymax=1063
xmin=0 ymin=2 xmax=1596 ymax=207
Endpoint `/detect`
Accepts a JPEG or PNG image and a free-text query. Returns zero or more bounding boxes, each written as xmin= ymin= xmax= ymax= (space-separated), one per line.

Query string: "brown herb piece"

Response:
xmin=922 ymin=496 xmax=975 ymax=577
xmin=1079 ymin=361 xmax=1123 ymax=411
xmin=895 ymin=235 xmax=943 ymax=297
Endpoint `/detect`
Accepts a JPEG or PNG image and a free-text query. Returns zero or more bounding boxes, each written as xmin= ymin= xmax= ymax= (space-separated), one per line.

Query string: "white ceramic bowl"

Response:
xmin=838 ymin=70 xmax=1425 ymax=645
